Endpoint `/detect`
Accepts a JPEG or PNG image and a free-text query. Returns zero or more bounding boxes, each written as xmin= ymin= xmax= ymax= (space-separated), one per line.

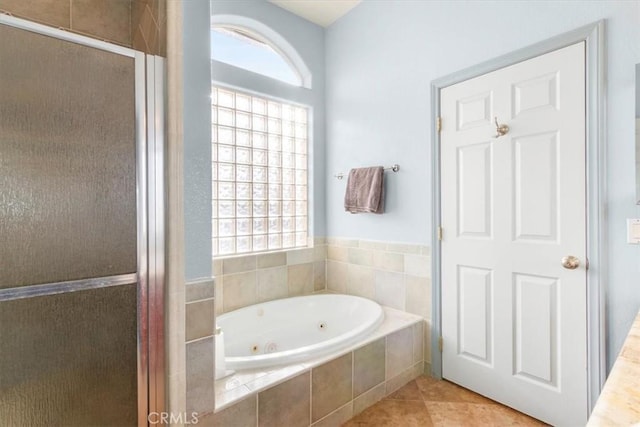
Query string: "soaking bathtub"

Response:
xmin=216 ymin=294 xmax=384 ymax=370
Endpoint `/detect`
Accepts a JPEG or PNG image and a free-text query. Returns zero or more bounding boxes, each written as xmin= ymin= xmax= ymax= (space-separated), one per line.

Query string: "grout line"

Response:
xmin=384 ymin=334 xmax=388 ymax=383
xmin=309 ymin=369 xmax=313 ymax=426
xmin=351 ymin=348 xmax=355 ymax=400
xmin=185 ymin=334 xmax=214 ymax=345
xmin=312 ymin=401 xmax=352 ymax=426
xmin=185 ymin=296 xmax=215 ymax=304
xmin=254 ymin=393 xmax=259 ymax=427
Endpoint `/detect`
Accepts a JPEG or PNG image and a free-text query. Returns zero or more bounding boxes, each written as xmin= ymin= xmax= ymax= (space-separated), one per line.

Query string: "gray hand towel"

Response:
xmin=344 ymin=166 xmax=385 ymax=214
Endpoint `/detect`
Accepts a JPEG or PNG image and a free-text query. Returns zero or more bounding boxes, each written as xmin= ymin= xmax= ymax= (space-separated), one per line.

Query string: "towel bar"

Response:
xmin=334 ymin=164 xmax=400 ymax=180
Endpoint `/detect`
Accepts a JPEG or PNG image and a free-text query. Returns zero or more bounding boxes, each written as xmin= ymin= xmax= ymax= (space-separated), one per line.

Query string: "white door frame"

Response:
xmin=430 ymin=21 xmax=606 ymax=413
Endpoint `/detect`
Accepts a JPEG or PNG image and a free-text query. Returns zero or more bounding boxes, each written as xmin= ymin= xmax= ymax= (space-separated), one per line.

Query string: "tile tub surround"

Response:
xmin=197 ymin=237 xmax=432 ymax=422
xmin=326 ymin=238 xmax=431 ymax=320
xmin=213 ymin=240 xmax=327 ymax=316
xmin=200 ymin=307 xmax=424 ymax=426
xmin=325 ymin=237 xmax=433 ymax=378
xmin=185 ymin=278 xmax=217 ymax=415
xmin=212 ymin=237 xmax=431 ymax=320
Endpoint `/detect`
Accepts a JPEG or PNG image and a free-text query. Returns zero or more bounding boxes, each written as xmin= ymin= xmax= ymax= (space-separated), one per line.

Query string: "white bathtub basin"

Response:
xmin=216 ymin=294 xmax=384 ymax=370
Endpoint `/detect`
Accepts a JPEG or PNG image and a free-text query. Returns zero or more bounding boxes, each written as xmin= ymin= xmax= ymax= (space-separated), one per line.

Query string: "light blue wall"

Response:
xmin=636 ymin=64 xmax=639 ymax=118
xmin=210 ymin=0 xmax=326 ymax=237
xmin=183 ymin=0 xmax=212 ymax=280
xmin=325 ymin=1 xmax=640 ymax=369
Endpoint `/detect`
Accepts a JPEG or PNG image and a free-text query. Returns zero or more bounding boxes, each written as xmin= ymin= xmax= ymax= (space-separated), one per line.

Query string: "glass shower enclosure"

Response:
xmin=0 ymin=15 xmax=164 ymax=426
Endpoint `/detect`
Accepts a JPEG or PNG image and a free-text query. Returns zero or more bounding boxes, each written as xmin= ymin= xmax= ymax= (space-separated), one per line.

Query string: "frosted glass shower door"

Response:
xmin=0 ymin=17 xmax=148 ymax=426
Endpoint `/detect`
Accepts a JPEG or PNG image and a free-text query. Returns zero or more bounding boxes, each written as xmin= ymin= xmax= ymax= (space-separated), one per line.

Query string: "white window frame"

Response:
xmin=211 ymin=15 xmax=312 ymax=89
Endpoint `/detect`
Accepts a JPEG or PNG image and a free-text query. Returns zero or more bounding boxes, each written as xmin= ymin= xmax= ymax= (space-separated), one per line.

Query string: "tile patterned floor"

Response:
xmin=343 ymin=376 xmax=547 ymax=426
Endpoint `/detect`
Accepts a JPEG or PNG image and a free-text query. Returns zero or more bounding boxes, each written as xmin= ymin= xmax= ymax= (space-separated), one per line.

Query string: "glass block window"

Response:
xmin=212 ymin=87 xmax=309 ymax=256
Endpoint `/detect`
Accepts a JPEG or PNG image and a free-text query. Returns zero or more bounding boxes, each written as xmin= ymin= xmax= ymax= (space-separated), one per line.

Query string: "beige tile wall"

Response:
xmin=213 ymin=237 xmax=431 ymax=320
xmin=312 ymin=353 xmax=353 ymax=422
xmin=0 ymin=0 xmax=132 ymax=46
xmin=185 ymin=278 xmax=216 ymax=416
xmin=326 ymin=237 xmax=432 ymax=373
xmin=131 ymin=0 xmax=166 ymax=55
xmin=259 ymin=372 xmax=311 ymax=426
xmin=200 ymin=323 xmax=423 ymax=426
xmin=213 ymin=239 xmax=327 ymax=316
xmin=326 ymin=238 xmax=431 ymax=315
xmin=186 ymin=335 xmax=215 ymax=415
xmin=0 ymin=0 xmax=166 ymax=55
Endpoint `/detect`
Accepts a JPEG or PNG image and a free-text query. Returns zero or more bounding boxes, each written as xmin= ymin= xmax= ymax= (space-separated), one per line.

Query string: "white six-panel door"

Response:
xmin=440 ymin=42 xmax=587 ymax=426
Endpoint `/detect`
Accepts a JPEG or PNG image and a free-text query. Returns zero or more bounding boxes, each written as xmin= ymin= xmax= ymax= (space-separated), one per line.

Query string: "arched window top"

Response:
xmin=211 ymin=15 xmax=312 ymax=89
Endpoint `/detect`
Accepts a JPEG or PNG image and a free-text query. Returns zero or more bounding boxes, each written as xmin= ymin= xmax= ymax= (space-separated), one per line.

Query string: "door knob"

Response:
xmin=561 ymin=255 xmax=580 ymax=270
xmin=493 ymin=117 xmax=509 ymax=138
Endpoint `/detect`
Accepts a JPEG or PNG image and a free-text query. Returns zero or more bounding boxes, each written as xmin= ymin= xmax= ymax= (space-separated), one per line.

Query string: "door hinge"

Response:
xmin=436 ymin=116 xmax=442 ymax=133
xmin=438 ymin=336 xmax=443 ymax=352
xmin=437 ymin=226 xmax=443 ymax=241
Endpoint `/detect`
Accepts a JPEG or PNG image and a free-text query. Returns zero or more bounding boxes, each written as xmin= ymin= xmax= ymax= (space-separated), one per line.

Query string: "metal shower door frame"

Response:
xmin=0 ymin=14 xmax=166 ymax=426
